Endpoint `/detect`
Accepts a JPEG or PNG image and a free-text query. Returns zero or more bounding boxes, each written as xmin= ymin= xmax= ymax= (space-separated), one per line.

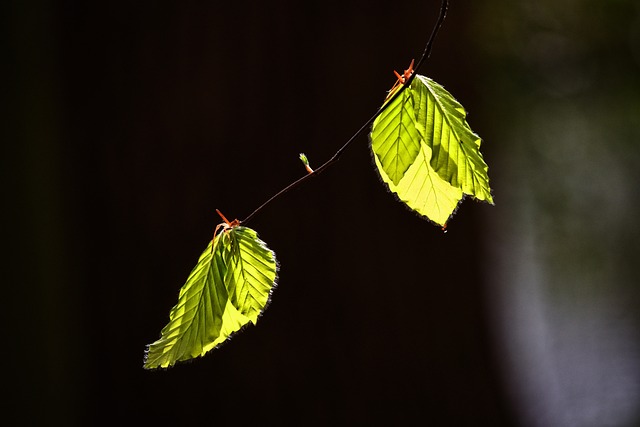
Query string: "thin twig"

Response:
xmin=242 ymin=0 xmax=449 ymax=225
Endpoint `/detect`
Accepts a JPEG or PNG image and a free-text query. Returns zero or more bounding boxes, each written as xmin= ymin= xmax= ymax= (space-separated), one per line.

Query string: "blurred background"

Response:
xmin=5 ymin=0 xmax=640 ymax=425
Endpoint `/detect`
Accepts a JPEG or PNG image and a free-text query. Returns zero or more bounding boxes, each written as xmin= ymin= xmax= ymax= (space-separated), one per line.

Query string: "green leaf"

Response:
xmin=412 ymin=75 xmax=493 ymax=203
xmin=370 ymin=73 xmax=493 ymax=226
xmin=373 ymin=141 xmax=463 ymax=226
xmin=144 ymin=226 xmax=277 ymax=369
xmin=370 ymin=88 xmax=422 ymax=185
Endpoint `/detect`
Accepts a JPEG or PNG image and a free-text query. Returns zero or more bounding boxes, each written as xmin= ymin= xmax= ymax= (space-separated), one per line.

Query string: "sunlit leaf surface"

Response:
xmin=370 ymin=74 xmax=493 ymax=226
xmin=413 ymin=75 xmax=493 ymax=203
xmin=144 ymin=226 xmax=277 ymax=369
xmin=371 ymin=88 xmax=422 ymax=185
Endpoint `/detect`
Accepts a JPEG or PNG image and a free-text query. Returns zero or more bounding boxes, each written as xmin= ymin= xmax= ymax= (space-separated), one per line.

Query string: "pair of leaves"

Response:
xmin=370 ymin=74 xmax=493 ymax=226
xmin=145 ymin=73 xmax=494 ymax=369
xmin=144 ymin=226 xmax=277 ymax=369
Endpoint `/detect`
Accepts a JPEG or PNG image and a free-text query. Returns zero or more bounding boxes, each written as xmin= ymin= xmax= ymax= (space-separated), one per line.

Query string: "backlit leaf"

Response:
xmin=413 ymin=75 xmax=493 ymax=203
xmin=144 ymin=226 xmax=277 ymax=369
xmin=370 ymin=73 xmax=493 ymax=226
xmin=373 ymin=141 xmax=463 ymax=226
xmin=370 ymin=88 xmax=422 ymax=185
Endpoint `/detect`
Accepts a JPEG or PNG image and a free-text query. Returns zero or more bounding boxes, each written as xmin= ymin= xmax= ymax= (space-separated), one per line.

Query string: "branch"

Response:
xmin=242 ymin=0 xmax=449 ymax=225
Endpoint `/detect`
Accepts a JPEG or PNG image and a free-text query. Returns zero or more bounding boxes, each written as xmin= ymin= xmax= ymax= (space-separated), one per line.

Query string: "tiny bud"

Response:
xmin=299 ymin=153 xmax=313 ymax=173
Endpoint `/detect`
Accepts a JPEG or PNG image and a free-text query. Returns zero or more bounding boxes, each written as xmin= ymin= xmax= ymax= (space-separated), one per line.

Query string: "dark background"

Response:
xmin=5 ymin=0 xmax=640 ymax=426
